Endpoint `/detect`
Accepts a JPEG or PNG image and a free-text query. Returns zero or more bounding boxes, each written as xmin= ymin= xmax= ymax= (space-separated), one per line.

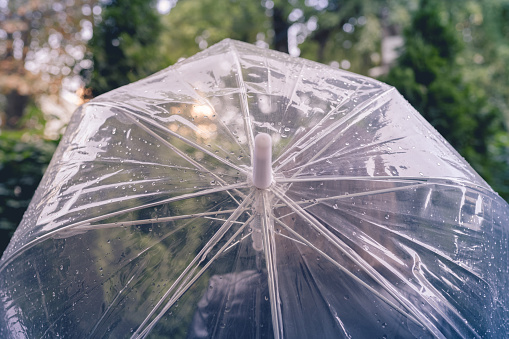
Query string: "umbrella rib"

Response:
xmin=277 ymin=176 xmax=496 ymax=216
xmin=75 ymin=204 xmax=236 ymax=333
xmin=280 ymin=137 xmax=406 ymax=175
xmin=261 ymin=191 xmax=284 ymax=339
xmin=172 ymin=214 xmax=257 ymax=304
xmin=88 ymin=264 xmax=143 ymax=338
xmin=295 ymin=183 xmax=426 ymax=204
xmin=25 ymin=206 xmax=226 ymax=336
xmin=333 ymin=204 xmax=489 ymax=284
xmin=40 ymin=261 xmax=144 ymax=339
xmin=0 ymin=183 xmax=248 ymax=274
xmin=40 ymin=187 xmax=210 ymax=231
xmin=67 ymin=183 xmax=246 ymax=231
xmin=276 ymin=175 xmax=475 ymax=185
xmin=88 ymin=102 xmax=248 ymax=178
xmin=68 ymin=183 xmax=247 ymax=230
xmin=275 ymin=77 xmax=359 ymax=164
xmin=271 ymin=182 xmax=426 ymax=221
xmin=273 ymin=229 xmax=308 ymax=247
xmin=132 ymin=191 xmax=255 ymax=339
xmin=92 ymin=158 xmax=197 ymax=171
xmin=68 ymin=208 xmax=246 ymax=232
xmin=124 ymin=105 xmax=248 ymax=175
xmin=271 ymin=216 xmax=425 ymax=329
xmin=137 ymin=213 xmax=256 ymax=339
xmin=274 ymin=87 xmax=395 ymax=171
xmin=229 ymin=43 xmax=255 ymax=158
xmin=93 ymin=96 xmax=249 ymax=211
xmin=116 ymin=103 xmax=248 ymax=206
xmin=406 ymin=249 xmax=482 ymax=338
xmin=270 ymin=187 xmax=440 ymax=335
xmin=309 ymin=202 xmax=483 ymax=337
xmin=32 ymin=262 xmax=54 ymax=338
xmin=273 ymin=78 xmax=368 ymax=166
xmin=222 ymin=230 xmax=253 ymax=254
xmin=279 ymin=183 xmax=425 ymax=226
xmin=282 ymin=63 xmax=304 ymax=118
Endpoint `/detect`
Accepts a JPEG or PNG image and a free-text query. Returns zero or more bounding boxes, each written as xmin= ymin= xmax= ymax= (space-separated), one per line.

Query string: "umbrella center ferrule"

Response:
xmin=252 ymin=133 xmax=273 ymax=189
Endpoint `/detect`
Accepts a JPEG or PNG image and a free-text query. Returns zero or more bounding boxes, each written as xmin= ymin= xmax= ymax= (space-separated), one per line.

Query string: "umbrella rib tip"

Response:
xmin=253 ymin=133 xmax=273 ymax=189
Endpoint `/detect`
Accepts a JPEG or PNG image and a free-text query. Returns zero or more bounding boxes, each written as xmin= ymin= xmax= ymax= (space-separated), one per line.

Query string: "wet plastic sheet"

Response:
xmin=0 ymin=40 xmax=508 ymax=338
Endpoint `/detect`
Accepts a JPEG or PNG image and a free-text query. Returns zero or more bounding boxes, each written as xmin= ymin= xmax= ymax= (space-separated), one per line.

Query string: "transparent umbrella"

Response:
xmin=0 ymin=39 xmax=508 ymax=339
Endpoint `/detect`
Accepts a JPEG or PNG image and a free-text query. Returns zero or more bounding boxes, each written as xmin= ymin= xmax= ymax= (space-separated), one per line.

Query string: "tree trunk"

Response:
xmin=272 ymin=7 xmax=289 ymax=53
xmin=4 ymin=90 xmax=29 ymax=129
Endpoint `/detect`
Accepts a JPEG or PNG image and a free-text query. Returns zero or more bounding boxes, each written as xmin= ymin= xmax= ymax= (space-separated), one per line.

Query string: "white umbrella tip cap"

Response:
xmin=253 ymin=133 xmax=273 ymax=189
xmin=255 ymin=133 xmax=271 ymax=149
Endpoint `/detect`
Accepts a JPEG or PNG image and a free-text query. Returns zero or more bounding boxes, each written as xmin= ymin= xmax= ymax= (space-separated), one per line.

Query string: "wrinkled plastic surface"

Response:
xmin=1 ymin=40 xmax=508 ymax=338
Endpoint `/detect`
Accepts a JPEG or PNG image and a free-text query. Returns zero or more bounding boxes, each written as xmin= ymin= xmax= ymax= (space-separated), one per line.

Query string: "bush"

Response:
xmin=0 ymin=134 xmax=58 ymax=253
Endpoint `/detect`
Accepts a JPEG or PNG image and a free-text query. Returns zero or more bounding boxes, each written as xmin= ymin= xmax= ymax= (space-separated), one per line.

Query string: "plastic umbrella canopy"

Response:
xmin=1 ymin=39 xmax=508 ymax=339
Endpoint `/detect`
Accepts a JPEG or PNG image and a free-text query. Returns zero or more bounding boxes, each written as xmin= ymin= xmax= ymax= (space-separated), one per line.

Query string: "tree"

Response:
xmin=273 ymin=0 xmax=382 ymax=73
xmin=157 ymin=0 xmax=268 ymax=66
xmin=0 ymin=130 xmax=57 ymax=254
xmin=159 ymin=0 xmax=390 ymax=75
xmin=0 ymin=0 xmax=93 ymax=129
xmin=86 ymin=0 xmax=164 ymax=96
xmin=382 ymin=0 xmax=509 ymax=199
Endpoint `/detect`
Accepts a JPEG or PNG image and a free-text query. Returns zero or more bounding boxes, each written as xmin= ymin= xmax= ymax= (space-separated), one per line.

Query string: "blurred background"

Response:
xmin=1 ymin=0 xmax=508 ymax=255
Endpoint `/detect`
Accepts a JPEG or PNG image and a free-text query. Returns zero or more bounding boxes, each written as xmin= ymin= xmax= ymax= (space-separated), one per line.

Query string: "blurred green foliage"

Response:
xmin=1 ymin=0 xmax=509 ymax=259
xmin=86 ymin=0 xmax=164 ymax=96
xmin=381 ymin=0 xmax=509 ymax=199
xmin=156 ymin=0 xmax=268 ymax=65
xmin=0 ymin=1 xmax=507 ymax=336
xmin=0 ymin=131 xmax=57 ymax=253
